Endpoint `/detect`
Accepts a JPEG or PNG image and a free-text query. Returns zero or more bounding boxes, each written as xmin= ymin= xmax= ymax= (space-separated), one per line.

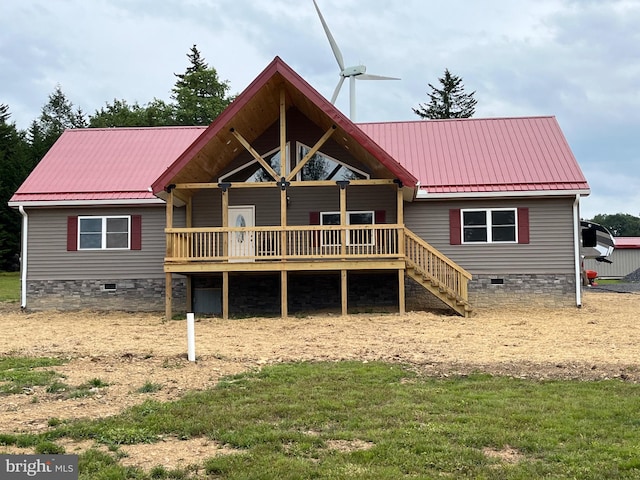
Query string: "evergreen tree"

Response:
xmin=30 ymin=85 xmax=86 ymax=164
xmin=171 ymin=45 xmax=234 ymax=126
xmin=0 ymin=105 xmax=30 ymax=270
xmin=413 ymin=69 xmax=477 ymax=119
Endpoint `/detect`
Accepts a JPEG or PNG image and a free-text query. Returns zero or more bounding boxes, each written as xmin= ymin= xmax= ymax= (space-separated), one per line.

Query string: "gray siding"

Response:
xmin=405 ymin=197 xmax=576 ymax=274
xmin=192 ymin=184 xmax=398 ymax=227
xmin=26 ymin=206 xmax=181 ymax=280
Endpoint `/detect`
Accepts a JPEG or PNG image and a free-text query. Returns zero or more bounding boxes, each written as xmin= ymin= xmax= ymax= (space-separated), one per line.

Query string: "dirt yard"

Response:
xmin=1 ymin=290 xmax=638 ymax=471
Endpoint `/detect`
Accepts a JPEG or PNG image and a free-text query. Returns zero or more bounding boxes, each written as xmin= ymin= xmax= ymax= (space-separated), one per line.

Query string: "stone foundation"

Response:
xmin=468 ymin=273 xmax=577 ymax=308
xmin=24 ymin=272 xmax=578 ymax=314
xmin=26 ymin=278 xmax=186 ymax=312
xmin=406 ymin=273 xmax=577 ymax=312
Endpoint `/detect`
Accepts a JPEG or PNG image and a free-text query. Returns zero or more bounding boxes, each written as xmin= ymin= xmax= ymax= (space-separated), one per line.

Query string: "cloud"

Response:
xmin=1 ymin=0 xmax=638 ymax=218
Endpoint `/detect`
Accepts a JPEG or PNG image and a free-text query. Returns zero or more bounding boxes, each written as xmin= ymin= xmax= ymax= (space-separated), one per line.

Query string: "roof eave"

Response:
xmin=8 ymin=198 xmax=165 ymax=208
xmin=415 ymin=188 xmax=591 ymax=200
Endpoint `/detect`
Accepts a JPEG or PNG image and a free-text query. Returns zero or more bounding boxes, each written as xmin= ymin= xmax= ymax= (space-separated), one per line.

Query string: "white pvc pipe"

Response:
xmin=186 ymin=312 xmax=196 ymax=362
xmin=18 ymin=205 xmax=28 ymax=309
xmin=572 ymin=195 xmax=582 ymax=308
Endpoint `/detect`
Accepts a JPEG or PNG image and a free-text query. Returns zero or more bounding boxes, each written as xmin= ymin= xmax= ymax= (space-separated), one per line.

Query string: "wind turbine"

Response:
xmin=312 ymin=0 xmax=399 ymax=122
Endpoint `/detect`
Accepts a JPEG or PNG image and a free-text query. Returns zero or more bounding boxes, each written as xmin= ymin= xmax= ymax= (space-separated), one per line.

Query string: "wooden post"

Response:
xmin=339 ymin=184 xmax=347 ymax=258
xmin=221 ymin=188 xmax=229 ymax=258
xmin=281 ymin=270 xmax=288 ymax=318
xmin=280 ymin=88 xmax=286 ymax=178
xmin=279 ymin=88 xmax=288 ymax=267
xmin=397 ymin=185 xmax=405 ymax=257
xmin=397 ymin=184 xmax=406 ymax=315
xmin=281 ymin=187 xmax=288 ymax=248
xmin=165 ymin=189 xmax=174 ymax=320
xmin=341 ymin=270 xmax=348 ymax=316
xmin=222 ymin=271 xmax=229 ymax=320
xmin=165 ymin=272 xmax=173 ymax=320
xmin=186 ymin=197 xmax=193 ymax=228
xmin=398 ymin=269 xmax=406 ymax=315
xmin=186 ymin=276 xmax=192 ymax=312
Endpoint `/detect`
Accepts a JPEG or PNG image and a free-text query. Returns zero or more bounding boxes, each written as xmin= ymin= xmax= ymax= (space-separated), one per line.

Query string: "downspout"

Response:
xmin=572 ymin=195 xmax=582 ymax=308
xmin=18 ymin=206 xmax=28 ymax=309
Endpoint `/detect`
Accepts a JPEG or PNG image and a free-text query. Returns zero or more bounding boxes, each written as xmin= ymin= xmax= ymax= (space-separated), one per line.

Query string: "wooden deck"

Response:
xmin=164 ymin=225 xmax=472 ymax=317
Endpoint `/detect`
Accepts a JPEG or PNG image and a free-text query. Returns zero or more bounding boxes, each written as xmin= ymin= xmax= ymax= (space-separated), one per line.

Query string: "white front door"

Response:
xmin=228 ymin=206 xmax=255 ymax=262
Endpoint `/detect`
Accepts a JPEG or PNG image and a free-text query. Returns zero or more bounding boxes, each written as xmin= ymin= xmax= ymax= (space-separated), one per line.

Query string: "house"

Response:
xmin=9 ymin=57 xmax=591 ymax=318
xmin=584 ymin=237 xmax=640 ymax=279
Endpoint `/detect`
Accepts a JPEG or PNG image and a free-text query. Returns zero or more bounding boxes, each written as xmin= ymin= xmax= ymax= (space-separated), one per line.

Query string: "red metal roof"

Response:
xmin=10 ymin=126 xmax=205 ymax=203
xmin=614 ymin=237 xmax=640 ymax=249
xmin=358 ymin=117 xmax=590 ymax=195
xmin=11 ymin=63 xmax=590 ymax=204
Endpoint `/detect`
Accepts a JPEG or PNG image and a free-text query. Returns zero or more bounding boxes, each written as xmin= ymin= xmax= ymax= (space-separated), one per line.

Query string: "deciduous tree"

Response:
xmin=588 ymin=213 xmax=640 ymax=237
xmin=89 ymin=98 xmax=176 ymax=127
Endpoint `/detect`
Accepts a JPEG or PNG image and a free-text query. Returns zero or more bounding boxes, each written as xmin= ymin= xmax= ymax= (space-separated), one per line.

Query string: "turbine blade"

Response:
xmin=357 ymin=73 xmax=401 ymax=81
xmin=312 ymin=0 xmax=345 ymax=71
xmin=330 ymin=76 xmax=345 ymax=104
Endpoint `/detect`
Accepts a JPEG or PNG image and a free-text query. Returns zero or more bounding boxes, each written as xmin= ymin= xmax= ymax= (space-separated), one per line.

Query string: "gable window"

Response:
xmin=78 ymin=216 xmax=130 ymax=250
xmin=219 ymin=145 xmax=290 ymax=183
xmin=297 ymin=144 xmax=369 ymax=181
xmin=462 ymin=209 xmax=517 ymax=243
xmin=321 ymin=211 xmax=374 ymax=246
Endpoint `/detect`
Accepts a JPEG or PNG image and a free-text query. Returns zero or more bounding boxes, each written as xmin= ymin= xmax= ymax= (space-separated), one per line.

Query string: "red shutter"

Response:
xmin=67 ymin=216 xmax=78 ymax=251
xmin=131 ymin=215 xmax=142 ymax=250
xmin=449 ymin=209 xmax=461 ymax=245
xmin=374 ymin=210 xmax=386 ymax=224
xmin=518 ymin=208 xmax=530 ymax=244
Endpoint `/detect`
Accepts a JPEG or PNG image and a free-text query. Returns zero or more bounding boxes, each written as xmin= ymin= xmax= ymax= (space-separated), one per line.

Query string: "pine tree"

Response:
xmin=0 ymin=105 xmax=30 ymax=270
xmin=31 ymin=85 xmax=87 ymax=164
xmin=413 ymin=69 xmax=477 ymax=119
xmin=172 ymin=45 xmax=234 ymax=126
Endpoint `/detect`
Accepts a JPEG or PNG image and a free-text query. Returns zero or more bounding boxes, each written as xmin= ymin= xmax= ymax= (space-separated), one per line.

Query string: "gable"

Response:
xmin=150 ymin=57 xmax=417 ymax=199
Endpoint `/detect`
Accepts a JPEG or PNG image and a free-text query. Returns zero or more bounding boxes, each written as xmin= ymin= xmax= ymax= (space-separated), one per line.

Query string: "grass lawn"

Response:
xmin=1 ymin=361 xmax=639 ymax=479
xmin=596 ymin=279 xmax=623 ymax=285
xmin=0 ymin=271 xmax=19 ymax=302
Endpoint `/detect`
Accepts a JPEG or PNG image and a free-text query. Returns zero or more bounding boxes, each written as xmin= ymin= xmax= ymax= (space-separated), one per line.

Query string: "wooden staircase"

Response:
xmin=404 ymin=228 xmax=473 ymax=317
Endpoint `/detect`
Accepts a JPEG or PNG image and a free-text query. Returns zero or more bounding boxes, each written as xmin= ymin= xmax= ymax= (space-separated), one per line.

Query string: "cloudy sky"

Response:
xmin=1 ymin=0 xmax=638 ymax=219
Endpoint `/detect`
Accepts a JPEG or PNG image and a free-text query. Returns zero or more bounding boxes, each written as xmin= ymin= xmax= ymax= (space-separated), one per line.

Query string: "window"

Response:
xmin=297 ymin=143 xmax=369 ymax=181
xmin=219 ymin=145 xmax=290 ymax=182
xmin=321 ymin=211 xmax=374 ymax=246
xmin=462 ymin=209 xmax=517 ymax=243
xmin=78 ymin=216 xmax=130 ymax=250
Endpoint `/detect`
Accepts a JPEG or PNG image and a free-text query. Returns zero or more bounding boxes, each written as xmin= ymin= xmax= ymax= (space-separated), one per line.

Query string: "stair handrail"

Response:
xmin=404 ymin=228 xmax=472 ymax=303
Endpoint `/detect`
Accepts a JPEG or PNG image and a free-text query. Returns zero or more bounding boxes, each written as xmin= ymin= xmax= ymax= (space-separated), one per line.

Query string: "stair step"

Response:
xmin=405 ymin=256 xmax=472 ymax=317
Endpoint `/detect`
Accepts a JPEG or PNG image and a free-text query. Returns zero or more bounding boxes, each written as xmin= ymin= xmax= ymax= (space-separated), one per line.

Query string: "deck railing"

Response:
xmin=403 ymin=229 xmax=472 ymax=302
xmin=166 ymin=225 xmax=402 ymax=262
